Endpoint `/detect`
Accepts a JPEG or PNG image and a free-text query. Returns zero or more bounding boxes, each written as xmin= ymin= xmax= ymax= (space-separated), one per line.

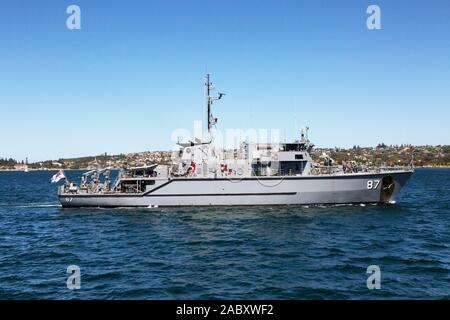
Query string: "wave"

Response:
xmin=14 ymin=203 xmax=61 ymax=208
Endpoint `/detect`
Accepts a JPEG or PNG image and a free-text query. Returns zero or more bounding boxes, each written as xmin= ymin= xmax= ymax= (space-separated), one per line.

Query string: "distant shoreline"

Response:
xmin=0 ymin=168 xmax=98 ymax=171
xmin=1 ymin=166 xmax=449 ymax=172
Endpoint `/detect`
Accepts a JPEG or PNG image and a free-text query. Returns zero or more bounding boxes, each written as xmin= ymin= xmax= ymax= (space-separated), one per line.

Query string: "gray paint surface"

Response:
xmin=60 ymin=170 xmax=412 ymax=207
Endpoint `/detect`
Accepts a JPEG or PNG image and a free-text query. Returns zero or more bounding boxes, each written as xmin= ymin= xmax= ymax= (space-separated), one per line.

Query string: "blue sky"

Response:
xmin=1 ymin=0 xmax=449 ymax=162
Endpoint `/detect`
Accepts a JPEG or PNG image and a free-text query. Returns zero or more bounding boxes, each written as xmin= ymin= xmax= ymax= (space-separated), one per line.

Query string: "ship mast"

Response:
xmin=205 ymin=74 xmax=225 ymax=134
xmin=206 ymin=74 xmax=212 ymax=132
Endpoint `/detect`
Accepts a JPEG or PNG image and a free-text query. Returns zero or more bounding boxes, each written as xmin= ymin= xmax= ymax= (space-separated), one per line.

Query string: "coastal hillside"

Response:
xmin=1 ymin=145 xmax=449 ymax=170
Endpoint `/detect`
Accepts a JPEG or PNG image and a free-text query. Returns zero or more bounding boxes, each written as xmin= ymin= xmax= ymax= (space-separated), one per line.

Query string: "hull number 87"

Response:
xmin=367 ymin=180 xmax=380 ymax=189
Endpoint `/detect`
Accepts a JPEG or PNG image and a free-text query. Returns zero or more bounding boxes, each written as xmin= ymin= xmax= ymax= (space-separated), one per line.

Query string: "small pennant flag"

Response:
xmin=51 ymin=170 xmax=66 ymax=183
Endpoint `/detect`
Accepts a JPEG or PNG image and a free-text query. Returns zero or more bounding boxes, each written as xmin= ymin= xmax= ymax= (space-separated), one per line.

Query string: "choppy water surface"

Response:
xmin=0 ymin=169 xmax=449 ymax=299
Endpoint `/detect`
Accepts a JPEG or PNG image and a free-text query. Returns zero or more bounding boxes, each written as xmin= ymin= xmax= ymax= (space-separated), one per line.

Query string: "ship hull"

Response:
xmin=59 ymin=170 xmax=413 ymax=208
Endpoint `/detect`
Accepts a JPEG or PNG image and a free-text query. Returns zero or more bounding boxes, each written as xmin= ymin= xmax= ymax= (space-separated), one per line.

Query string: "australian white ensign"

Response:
xmin=51 ymin=170 xmax=66 ymax=183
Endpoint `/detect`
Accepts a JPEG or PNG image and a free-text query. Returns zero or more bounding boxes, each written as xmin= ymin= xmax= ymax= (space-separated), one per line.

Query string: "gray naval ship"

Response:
xmin=58 ymin=75 xmax=413 ymax=208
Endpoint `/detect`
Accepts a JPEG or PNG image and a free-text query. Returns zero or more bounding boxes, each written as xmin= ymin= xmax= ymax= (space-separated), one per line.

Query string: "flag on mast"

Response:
xmin=51 ymin=170 xmax=66 ymax=183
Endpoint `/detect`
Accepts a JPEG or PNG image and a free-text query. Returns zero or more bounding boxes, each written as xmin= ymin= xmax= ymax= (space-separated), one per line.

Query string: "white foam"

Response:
xmin=17 ymin=204 xmax=61 ymax=208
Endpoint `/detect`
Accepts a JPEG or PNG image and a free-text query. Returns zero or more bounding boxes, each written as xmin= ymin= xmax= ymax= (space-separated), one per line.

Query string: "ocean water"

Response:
xmin=0 ymin=169 xmax=448 ymax=299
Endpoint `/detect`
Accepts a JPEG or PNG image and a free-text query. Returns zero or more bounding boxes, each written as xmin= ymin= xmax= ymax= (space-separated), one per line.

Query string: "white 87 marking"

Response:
xmin=367 ymin=180 xmax=380 ymax=189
